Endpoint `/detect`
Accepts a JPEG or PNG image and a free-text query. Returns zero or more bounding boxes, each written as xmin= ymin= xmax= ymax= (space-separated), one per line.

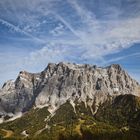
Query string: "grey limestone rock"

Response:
xmin=0 ymin=62 xmax=139 ymax=120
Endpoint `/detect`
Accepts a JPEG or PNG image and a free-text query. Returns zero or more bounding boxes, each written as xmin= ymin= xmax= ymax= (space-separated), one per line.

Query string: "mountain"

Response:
xmin=0 ymin=62 xmax=140 ymax=140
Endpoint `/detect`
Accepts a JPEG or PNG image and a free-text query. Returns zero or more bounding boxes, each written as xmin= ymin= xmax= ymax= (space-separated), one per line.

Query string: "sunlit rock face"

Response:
xmin=35 ymin=63 xmax=139 ymax=114
xmin=0 ymin=62 xmax=139 ymax=120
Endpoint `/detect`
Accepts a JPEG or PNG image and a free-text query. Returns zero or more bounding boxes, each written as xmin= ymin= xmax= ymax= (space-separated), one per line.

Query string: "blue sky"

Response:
xmin=0 ymin=0 xmax=140 ymax=86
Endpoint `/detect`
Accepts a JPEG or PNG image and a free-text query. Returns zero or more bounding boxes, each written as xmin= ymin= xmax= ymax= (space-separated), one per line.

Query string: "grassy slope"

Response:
xmin=0 ymin=107 xmax=50 ymax=138
xmin=0 ymin=95 xmax=140 ymax=140
xmin=95 ymin=94 xmax=140 ymax=127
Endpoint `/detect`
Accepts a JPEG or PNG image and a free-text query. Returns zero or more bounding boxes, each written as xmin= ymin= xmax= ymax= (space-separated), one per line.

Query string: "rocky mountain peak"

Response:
xmin=0 ymin=62 xmax=139 ymax=122
xmin=35 ymin=62 xmax=139 ymax=114
xmin=109 ymin=63 xmax=122 ymax=69
xmin=2 ymin=80 xmax=15 ymax=89
xmin=18 ymin=71 xmax=33 ymax=81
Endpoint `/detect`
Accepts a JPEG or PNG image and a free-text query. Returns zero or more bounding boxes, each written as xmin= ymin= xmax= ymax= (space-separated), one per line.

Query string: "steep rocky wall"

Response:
xmin=0 ymin=62 xmax=139 ymax=120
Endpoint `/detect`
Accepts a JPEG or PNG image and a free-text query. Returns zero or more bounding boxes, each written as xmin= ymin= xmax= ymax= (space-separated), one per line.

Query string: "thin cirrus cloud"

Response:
xmin=0 ymin=0 xmax=140 ymax=85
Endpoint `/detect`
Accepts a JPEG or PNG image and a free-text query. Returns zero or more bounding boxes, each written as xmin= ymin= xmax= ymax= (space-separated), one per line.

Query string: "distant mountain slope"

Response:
xmin=0 ymin=62 xmax=140 ymax=140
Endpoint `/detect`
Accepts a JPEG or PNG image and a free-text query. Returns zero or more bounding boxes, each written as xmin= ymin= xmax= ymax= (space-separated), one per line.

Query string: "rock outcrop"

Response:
xmin=0 ymin=62 xmax=139 ymax=121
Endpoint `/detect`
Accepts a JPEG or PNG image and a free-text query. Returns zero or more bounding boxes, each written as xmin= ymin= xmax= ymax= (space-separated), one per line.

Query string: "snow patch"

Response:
xmin=6 ymin=112 xmax=22 ymax=122
xmin=35 ymin=104 xmax=48 ymax=109
xmin=0 ymin=117 xmax=4 ymax=124
xmin=48 ymin=105 xmax=58 ymax=114
xmin=20 ymin=77 xmax=28 ymax=81
xmin=36 ymin=77 xmax=40 ymax=80
xmin=21 ymin=130 xmax=29 ymax=137
xmin=45 ymin=124 xmax=50 ymax=129
xmin=113 ymin=87 xmax=119 ymax=92
xmin=70 ymin=100 xmax=76 ymax=113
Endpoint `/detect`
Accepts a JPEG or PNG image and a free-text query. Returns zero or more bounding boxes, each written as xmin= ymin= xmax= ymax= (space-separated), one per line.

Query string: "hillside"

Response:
xmin=0 ymin=62 xmax=140 ymax=140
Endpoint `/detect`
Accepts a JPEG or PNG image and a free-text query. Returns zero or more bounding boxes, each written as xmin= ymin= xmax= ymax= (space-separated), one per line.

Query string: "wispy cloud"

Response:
xmin=53 ymin=13 xmax=81 ymax=39
xmin=0 ymin=18 xmax=44 ymax=43
xmin=0 ymin=0 xmax=140 ymax=84
xmin=105 ymin=52 xmax=140 ymax=64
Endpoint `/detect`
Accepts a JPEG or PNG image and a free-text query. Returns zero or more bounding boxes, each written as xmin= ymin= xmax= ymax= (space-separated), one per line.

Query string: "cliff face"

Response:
xmin=0 ymin=62 xmax=139 ymax=120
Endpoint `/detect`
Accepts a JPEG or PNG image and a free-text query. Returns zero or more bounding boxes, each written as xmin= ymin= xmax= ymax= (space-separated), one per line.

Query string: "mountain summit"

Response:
xmin=0 ymin=62 xmax=139 ymax=120
xmin=0 ymin=63 xmax=140 ymax=140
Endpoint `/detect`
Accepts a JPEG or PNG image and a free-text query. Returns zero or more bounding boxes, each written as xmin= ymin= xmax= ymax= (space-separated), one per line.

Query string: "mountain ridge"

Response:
xmin=0 ymin=62 xmax=140 ymax=140
xmin=0 ymin=62 xmax=139 ymax=122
